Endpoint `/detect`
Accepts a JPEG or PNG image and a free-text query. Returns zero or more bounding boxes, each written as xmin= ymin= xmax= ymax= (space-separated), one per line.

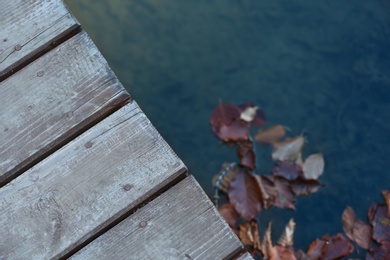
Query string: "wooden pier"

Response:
xmin=0 ymin=0 xmax=252 ymax=259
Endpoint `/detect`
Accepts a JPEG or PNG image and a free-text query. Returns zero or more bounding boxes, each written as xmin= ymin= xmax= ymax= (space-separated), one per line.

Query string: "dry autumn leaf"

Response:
xmin=290 ymin=177 xmax=323 ymax=196
xmin=272 ymin=161 xmax=303 ymax=180
xmin=210 ymin=103 xmax=250 ymax=142
xmin=307 ymin=234 xmax=353 ymax=260
xmin=237 ymin=140 xmax=256 ymax=170
xmin=219 ymin=203 xmax=239 ymax=228
xmin=272 ymin=136 xmax=305 ymax=162
xmin=262 ymin=222 xmax=277 ymax=260
xmin=341 ymin=206 xmax=372 ymax=249
xmin=278 ymin=219 xmax=296 ymax=247
xmin=255 ymin=125 xmax=286 ymax=146
xmin=228 ymin=168 xmax=263 ymax=220
xmin=253 ymin=174 xmax=277 ymax=209
xmin=382 ymin=190 xmax=390 ymax=215
xmin=368 ymin=204 xmax=390 ymax=244
xmin=367 ymin=240 xmax=390 ymax=259
xmin=239 ymin=220 xmax=261 ymax=252
xmin=271 ymin=176 xmax=296 ymax=210
xmin=303 ymin=153 xmax=325 ymax=180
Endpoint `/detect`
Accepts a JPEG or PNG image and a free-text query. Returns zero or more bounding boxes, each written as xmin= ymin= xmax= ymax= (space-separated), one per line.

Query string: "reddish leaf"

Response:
xmin=307 ymin=234 xmax=353 ymax=260
xmin=218 ymin=120 xmax=250 ymax=142
xmin=237 ymin=140 xmax=256 ymax=170
xmin=239 ymin=220 xmax=261 ymax=251
xmin=253 ymin=174 xmax=277 ymax=209
xmin=271 ymin=176 xmax=295 ymax=210
xmin=290 ymin=177 xmax=323 ymax=196
xmin=219 ymin=203 xmax=239 ymax=228
xmin=274 ymin=245 xmax=297 ymax=260
xmin=238 ymin=102 xmax=266 ymax=126
xmin=210 ymin=103 xmax=250 ymax=142
xmin=341 ymin=206 xmax=372 ymax=250
xmin=368 ymin=203 xmax=390 ymax=243
xmin=272 ymin=161 xmax=303 ymax=181
xmin=210 ymin=103 xmax=241 ymax=128
xmin=367 ymin=241 xmax=390 ymax=260
xmin=228 ymin=168 xmax=262 ymax=220
xmin=382 ymin=190 xmax=390 ymax=216
xmin=255 ymin=125 xmax=286 ymax=146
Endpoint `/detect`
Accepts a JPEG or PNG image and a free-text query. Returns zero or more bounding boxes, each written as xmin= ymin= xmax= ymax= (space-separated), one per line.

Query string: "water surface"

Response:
xmin=66 ymin=0 xmax=390 ymax=252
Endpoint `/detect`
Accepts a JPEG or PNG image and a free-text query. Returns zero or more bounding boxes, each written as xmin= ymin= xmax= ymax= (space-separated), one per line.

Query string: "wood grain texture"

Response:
xmin=0 ymin=31 xmax=130 ymax=186
xmin=236 ymin=252 xmax=255 ymax=260
xmin=0 ymin=0 xmax=79 ymax=80
xmin=0 ymin=101 xmax=187 ymax=259
xmin=70 ymin=175 xmax=243 ymax=260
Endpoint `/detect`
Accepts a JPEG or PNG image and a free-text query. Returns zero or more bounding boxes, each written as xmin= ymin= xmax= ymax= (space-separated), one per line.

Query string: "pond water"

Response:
xmin=66 ymin=0 xmax=390 ymax=253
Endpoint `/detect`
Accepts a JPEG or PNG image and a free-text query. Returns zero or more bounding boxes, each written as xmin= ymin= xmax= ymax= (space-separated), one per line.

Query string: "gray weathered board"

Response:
xmin=0 ymin=0 xmax=79 ymax=80
xmin=0 ymin=101 xmax=187 ymax=259
xmin=0 ymin=31 xmax=130 ymax=186
xmin=71 ymin=175 xmax=243 ymax=260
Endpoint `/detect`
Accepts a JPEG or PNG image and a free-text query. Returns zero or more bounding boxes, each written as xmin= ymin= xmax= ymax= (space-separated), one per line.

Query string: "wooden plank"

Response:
xmin=236 ymin=252 xmax=255 ymax=260
xmin=0 ymin=101 xmax=187 ymax=259
xmin=0 ymin=0 xmax=80 ymax=81
xmin=70 ymin=175 xmax=243 ymax=260
xmin=0 ymin=31 xmax=130 ymax=186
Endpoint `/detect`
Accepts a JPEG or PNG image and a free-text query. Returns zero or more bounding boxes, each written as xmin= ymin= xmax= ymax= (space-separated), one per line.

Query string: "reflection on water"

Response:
xmin=66 ymin=0 xmax=390 ymax=251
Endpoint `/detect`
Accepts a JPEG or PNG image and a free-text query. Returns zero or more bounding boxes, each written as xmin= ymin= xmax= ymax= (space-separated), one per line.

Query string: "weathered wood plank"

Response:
xmin=0 ymin=31 xmax=130 ymax=186
xmin=70 ymin=175 xmax=242 ymax=260
xmin=0 ymin=0 xmax=80 ymax=81
xmin=236 ymin=252 xmax=255 ymax=260
xmin=0 ymin=101 xmax=187 ymax=259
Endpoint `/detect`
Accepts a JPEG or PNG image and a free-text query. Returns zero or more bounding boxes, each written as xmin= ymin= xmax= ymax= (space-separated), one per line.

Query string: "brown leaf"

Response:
xmin=210 ymin=103 xmax=250 ymax=142
xmin=253 ymin=174 xmax=277 ymax=209
xmin=382 ymin=190 xmax=390 ymax=216
xmin=239 ymin=220 xmax=261 ymax=251
xmin=294 ymin=250 xmax=308 ymax=260
xmin=212 ymin=163 xmax=238 ymax=193
xmin=228 ymin=168 xmax=262 ymax=220
xmin=237 ymin=140 xmax=256 ymax=170
xmin=219 ymin=203 xmax=239 ymax=228
xmin=274 ymin=245 xmax=297 ymax=260
xmin=290 ymin=177 xmax=323 ymax=196
xmin=272 ymin=136 xmax=305 ymax=162
xmin=306 ymin=234 xmax=353 ymax=260
xmin=342 ymin=206 xmax=372 ymax=249
xmin=277 ymin=219 xmax=296 ymax=247
xmin=210 ymin=103 xmax=241 ymax=129
xmin=272 ymin=176 xmax=295 ymax=210
xmin=342 ymin=206 xmax=357 ymax=240
xmin=303 ymin=153 xmax=325 ymax=180
xmin=272 ymin=161 xmax=303 ymax=181
xmin=262 ymin=222 xmax=278 ymax=260
xmin=367 ymin=240 xmax=390 ymax=260
xmin=368 ymin=203 xmax=390 ymax=244
xmin=218 ymin=120 xmax=250 ymax=142
xmin=255 ymin=125 xmax=286 ymax=146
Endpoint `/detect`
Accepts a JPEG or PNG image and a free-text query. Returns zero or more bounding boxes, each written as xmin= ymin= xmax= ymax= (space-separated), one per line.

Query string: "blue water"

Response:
xmin=66 ymin=0 xmax=390 ymax=252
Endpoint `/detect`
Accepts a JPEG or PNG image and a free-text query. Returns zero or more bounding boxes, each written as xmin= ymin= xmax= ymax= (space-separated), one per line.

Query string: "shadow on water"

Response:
xmin=66 ymin=0 xmax=390 ymax=252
